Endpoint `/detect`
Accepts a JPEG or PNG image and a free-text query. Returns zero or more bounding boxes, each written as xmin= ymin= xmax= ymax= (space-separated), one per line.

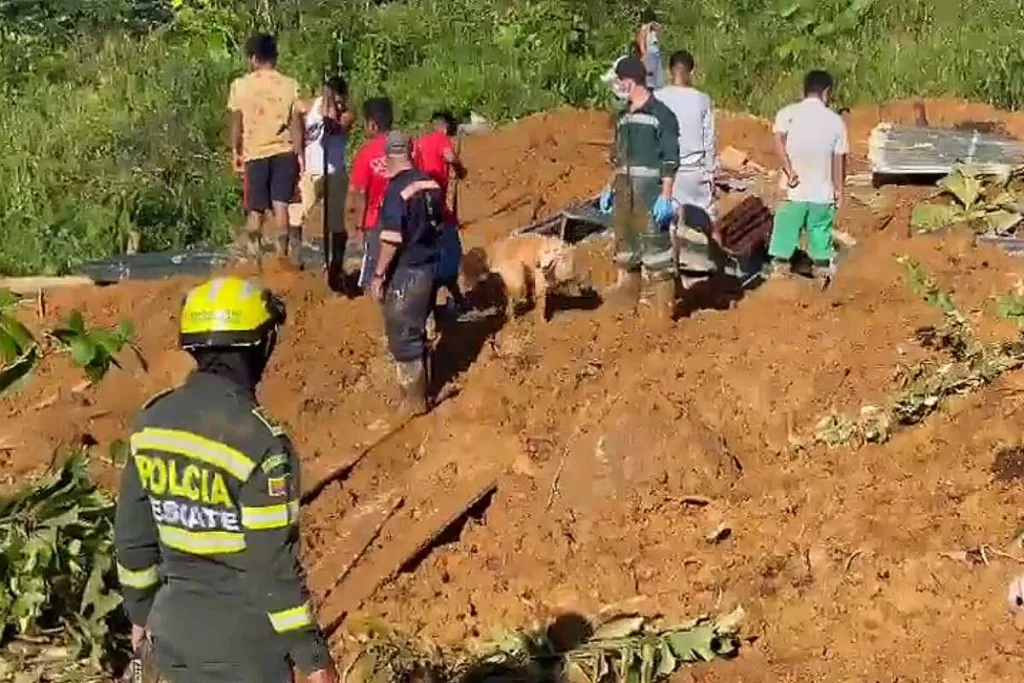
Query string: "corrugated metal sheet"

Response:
xmin=869 ymin=123 xmax=1024 ymax=175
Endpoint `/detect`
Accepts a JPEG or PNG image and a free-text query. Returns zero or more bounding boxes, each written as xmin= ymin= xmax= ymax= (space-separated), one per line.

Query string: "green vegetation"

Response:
xmin=0 ymin=288 xmax=141 ymax=395
xmin=911 ymin=164 xmax=1024 ymax=235
xmin=0 ymin=451 xmax=125 ymax=676
xmin=0 ymin=289 xmax=41 ymax=392
xmin=3 ymin=0 xmax=1024 ymax=275
xmin=48 ymin=312 xmax=144 ymax=383
xmin=346 ymin=611 xmax=742 ymax=682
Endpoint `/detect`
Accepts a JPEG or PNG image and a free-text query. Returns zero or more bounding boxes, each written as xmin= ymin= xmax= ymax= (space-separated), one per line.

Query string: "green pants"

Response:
xmin=769 ymin=201 xmax=835 ymax=265
xmin=612 ymin=173 xmax=673 ymax=279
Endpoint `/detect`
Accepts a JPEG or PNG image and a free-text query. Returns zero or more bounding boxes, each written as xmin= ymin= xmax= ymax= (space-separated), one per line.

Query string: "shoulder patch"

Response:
xmin=252 ymin=407 xmax=286 ymax=437
xmin=267 ymin=475 xmax=289 ymax=498
xmin=141 ymin=387 xmax=175 ymax=410
xmin=260 ymin=453 xmax=291 ymax=475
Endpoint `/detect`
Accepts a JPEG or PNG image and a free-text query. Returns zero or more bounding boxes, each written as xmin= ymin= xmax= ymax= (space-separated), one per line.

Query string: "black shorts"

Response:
xmin=243 ymin=153 xmax=298 ymax=213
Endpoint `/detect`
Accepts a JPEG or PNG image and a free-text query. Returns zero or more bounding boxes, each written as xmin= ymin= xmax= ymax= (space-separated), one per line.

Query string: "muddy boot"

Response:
xmin=604 ymin=268 xmax=641 ymax=312
xmin=396 ymin=359 xmax=428 ymax=417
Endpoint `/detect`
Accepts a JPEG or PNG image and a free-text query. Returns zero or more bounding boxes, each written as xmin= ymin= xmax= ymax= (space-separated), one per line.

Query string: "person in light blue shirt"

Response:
xmin=637 ymin=9 xmax=664 ymax=90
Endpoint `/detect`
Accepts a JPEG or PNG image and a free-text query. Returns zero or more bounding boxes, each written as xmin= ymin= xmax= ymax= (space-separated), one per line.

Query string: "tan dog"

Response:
xmin=462 ymin=234 xmax=577 ymax=322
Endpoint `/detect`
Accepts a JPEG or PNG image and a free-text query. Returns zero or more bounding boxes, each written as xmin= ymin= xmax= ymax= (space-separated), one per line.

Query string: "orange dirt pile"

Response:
xmin=5 ymin=100 xmax=1024 ymax=681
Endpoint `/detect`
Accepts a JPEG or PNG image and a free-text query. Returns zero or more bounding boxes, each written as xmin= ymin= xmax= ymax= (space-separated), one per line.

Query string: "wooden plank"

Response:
xmin=306 ymin=491 xmax=404 ymax=599
xmin=318 ymin=468 xmax=499 ymax=633
xmin=0 ymin=276 xmax=94 ymax=294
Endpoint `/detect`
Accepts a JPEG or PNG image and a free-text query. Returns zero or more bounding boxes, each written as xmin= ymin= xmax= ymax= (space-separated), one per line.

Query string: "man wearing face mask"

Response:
xmin=599 ymin=56 xmax=680 ymax=319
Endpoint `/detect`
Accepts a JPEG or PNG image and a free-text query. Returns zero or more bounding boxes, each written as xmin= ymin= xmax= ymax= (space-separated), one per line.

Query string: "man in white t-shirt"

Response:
xmin=288 ymin=76 xmax=353 ymax=291
xmin=769 ymin=69 xmax=849 ymax=287
xmin=655 ymin=49 xmax=718 ymax=286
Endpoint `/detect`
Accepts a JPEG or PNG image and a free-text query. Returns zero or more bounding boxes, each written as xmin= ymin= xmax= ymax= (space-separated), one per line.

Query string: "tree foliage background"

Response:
xmin=0 ymin=0 xmax=1022 ymax=275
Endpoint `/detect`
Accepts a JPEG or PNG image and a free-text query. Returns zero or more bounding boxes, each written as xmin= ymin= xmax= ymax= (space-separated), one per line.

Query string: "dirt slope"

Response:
xmin=4 ymin=99 xmax=1024 ymax=682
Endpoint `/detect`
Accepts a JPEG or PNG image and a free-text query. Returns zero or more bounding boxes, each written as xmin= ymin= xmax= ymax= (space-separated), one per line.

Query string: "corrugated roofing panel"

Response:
xmin=869 ymin=123 xmax=1024 ymax=175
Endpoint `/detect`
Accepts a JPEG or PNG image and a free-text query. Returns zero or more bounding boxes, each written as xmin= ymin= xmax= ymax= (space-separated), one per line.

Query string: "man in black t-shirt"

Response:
xmin=370 ymin=131 xmax=444 ymax=416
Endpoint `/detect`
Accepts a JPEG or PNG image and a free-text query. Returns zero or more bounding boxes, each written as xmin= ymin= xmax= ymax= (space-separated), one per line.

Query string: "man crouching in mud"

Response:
xmin=369 ymin=131 xmax=445 ymax=416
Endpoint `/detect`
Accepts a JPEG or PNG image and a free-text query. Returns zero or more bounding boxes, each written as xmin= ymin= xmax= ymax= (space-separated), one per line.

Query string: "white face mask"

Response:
xmin=612 ymin=77 xmax=629 ymax=101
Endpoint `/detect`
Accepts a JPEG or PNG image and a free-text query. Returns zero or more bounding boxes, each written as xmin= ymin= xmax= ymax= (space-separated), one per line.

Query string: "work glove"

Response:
xmin=651 ymin=196 xmax=675 ymax=227
xmin=598 ymin=187 xmax=614 ymax=214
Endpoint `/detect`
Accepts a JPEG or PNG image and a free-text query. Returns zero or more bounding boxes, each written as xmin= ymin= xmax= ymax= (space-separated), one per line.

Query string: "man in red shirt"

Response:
xmin=413 ymin=110 xmax=467 ymax=311
xmin=349 ymin=97 xmax=394 ymax=292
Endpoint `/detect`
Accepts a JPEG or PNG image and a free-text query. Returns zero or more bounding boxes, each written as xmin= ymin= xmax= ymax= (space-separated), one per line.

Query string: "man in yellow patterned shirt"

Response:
xmin=228 ymin=34 xmax=304 ymax=259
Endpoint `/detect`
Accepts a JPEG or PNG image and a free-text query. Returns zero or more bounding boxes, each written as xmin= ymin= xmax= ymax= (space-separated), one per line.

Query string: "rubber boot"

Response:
xmin=605 ymin=268 xmax=641 ymax=312
xmin=327 ymin=234 xmax=347 ymax=294
xmin=396 ymin=359 xmax=428 ymax=417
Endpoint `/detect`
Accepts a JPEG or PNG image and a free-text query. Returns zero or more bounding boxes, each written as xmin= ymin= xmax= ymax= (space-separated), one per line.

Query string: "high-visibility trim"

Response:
xmin=117 ymin=562 xmax=159 ymax=589
xmin=620 ymin=112 xmax=660 ymax=128
xmin=132 ymin=428 xmax=255 ymax=481
xmin=241 ymin=500 xmax=299 ymax=530
xmin=157 ymin=525 xmax=246 ymax=555
xmin=615 ymin=165 xmax=662 ymax=178
xmin=267 ymin=603 xmax=313 ymax=633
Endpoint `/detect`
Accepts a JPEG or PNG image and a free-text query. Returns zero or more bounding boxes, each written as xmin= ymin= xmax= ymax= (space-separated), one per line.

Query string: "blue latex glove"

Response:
xmin=598 ymin=187 xmax=614 ymax=214
xmin=651 ymin=196 xmax=675 ymax=226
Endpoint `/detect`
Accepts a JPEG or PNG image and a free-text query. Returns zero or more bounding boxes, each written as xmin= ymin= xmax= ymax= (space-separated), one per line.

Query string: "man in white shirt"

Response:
xmin=288 ymin=76 xmax=354 ymax=291
xmin=769 ymin=69 xmax=849 ymax=287
xmin=655 ymin=49 xmax=717 ymax=286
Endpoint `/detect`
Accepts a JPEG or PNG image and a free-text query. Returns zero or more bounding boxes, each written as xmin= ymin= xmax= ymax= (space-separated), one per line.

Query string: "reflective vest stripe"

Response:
xmin=132 ymin=428 xmax=256 ymax=481
xmin=157 ymin=525 xmax=246 ymax=555
xmin=241 ymin=500 xmax=299 ymax=530
xmin=615 ymin=165 xmax=662 ymax=178
xmin=117 ymin=562 xmax=159 ymax=589
xmin=619 ymin=112 xmax=660 ymax=128
xmin=267 ymin=603 xmax=313 ymax=633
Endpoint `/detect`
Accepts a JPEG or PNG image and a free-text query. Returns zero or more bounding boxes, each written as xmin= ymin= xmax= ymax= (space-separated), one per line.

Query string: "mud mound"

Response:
xmin=5 ymin=101 xmax=1024 ymax=681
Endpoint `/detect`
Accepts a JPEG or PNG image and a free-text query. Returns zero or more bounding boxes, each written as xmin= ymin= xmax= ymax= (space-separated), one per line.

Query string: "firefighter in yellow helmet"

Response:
xmin=114 ymin=276 xmax=337 ymax=683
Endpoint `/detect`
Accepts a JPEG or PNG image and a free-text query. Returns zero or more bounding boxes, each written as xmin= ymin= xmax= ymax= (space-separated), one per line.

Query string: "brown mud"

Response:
xmin=4 ymin=98 xmax=1024 ymax=681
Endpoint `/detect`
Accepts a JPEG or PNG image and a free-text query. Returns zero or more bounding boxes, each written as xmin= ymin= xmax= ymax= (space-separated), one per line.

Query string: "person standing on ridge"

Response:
xmin=114 ymin=276 xmax=337 ymax=683
xmin=289 ymin=76 xmax=354 ymax=292
xmin=349 ymin=97 xmax=395 ymax=293
xmin=370 ymin=132 xmax=445 ymax=416
xmin=599 ymin=56 xmax=680 ymax=319
xmin=637 ymin=9 xmax=664 ymax=90
xmin=229 ymin=34 xmax=304 ymax=260
xmin=768 ymin=69 xmax=849 ymax=288
xmin=413 ymin=109 xmax=468 ymax=313
xmin=655 ymin=49 xmax=720 ymax=289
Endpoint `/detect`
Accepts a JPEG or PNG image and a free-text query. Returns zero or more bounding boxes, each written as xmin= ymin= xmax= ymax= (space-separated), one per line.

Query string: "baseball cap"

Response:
xmin=614 ymin=57 xmax=647 ymax=86
xmin=385 ymin=130 xmax=411 ymax=156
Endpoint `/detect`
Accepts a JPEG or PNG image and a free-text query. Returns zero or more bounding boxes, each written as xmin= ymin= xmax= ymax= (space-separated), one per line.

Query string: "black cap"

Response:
xmin=615 ymin=57 xmax=647 ymax=86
